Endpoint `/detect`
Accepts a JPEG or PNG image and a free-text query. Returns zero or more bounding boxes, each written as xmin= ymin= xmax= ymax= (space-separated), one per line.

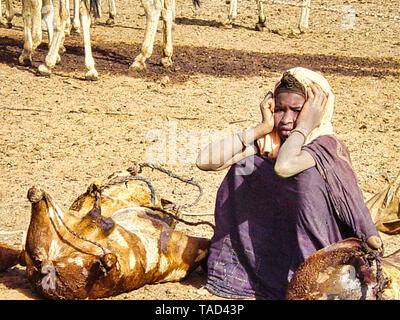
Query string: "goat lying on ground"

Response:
xmin=1 ymin=169 xmax=399 ymax=299
xmin=0 ymin=167 xmax=209 ymax=299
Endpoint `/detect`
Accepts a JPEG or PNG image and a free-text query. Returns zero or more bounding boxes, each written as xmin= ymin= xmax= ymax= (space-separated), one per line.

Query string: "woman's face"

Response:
xmin=274 ymin=92 xmax=306 ymax=141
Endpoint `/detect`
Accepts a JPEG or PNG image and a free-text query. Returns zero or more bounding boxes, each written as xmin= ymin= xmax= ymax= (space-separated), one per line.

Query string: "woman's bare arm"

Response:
xmin=274 ymin=83 xmax=327 ymax=178
xmin=196 ymin=123 xmax=268 ymax=171
xmin=196 ymin=92 xmax=275 ymax=171
xmin=274 ymin=131 xmax=316 ymax=177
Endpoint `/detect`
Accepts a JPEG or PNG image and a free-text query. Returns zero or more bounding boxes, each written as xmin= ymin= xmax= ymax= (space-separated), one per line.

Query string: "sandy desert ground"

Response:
xmin=0 ymin=0 xmax=399 ymax=300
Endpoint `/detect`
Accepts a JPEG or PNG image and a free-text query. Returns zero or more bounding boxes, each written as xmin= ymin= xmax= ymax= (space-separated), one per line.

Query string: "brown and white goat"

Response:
xmin=0 ymin=170 xmax=209 ymax=299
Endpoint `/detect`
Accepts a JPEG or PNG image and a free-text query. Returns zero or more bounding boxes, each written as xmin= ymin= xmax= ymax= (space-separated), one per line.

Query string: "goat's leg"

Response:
xmin=105 ymin=0 xmax=116 ymax=25
xmin=221 ymin=0 xmax=236 ymax=28
xmin=37 ymin=0 xmax=68 ymax=76
xmin=79 ymin=0 xmax=98 ymax=80
xmin=255 ymin=0 xmax=267 ymax=31
xmin=130 ymin=0 xmax=161 ymax=69
xmin=160 ymin=0 xmax=173 ymax=67
xmin=19 ymin=0 xmax=42 ymax=66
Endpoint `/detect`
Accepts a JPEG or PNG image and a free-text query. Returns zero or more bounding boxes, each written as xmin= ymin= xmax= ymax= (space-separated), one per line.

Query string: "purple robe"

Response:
xmin=205 ymin=135 xmax=378 ymax=300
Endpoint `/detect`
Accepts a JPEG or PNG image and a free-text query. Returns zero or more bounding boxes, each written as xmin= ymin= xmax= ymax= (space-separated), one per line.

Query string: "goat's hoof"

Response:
xmin=37 ymin=64 xmax=52 ymax=77
xmin=85 ymin=68 xmax=99 ymax=81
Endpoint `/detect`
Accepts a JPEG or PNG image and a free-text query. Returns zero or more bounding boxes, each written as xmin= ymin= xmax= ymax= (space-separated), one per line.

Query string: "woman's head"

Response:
xmin=273 ymin=72 xmax=306 ymax=141
xmin=256 ymin=67 xmax=334 ymax=158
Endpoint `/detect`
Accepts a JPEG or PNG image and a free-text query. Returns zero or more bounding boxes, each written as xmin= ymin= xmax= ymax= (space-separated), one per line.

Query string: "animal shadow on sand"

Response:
xmin=0 ymin=266 xmax=40 ymax=299
xmin=0 ymin=34 xmax=399 ymax=82
xmin=174 ymin=16 xmax=255 ymax=31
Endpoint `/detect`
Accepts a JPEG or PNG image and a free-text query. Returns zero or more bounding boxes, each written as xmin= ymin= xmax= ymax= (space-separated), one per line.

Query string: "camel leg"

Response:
xmin=71 ymin=0 xmax=80 ymax=33
xmin=171 ymin=0 xmax=175 ymax=21
xmin=31 ymin=0 xmax=43 ymax=50
xmin=79 ymin=0 xmax=98 ymax=80
xmin=0 ymin=0 xmax=3 ymax=26
xmin=255 ymin=0 xmax=267 ymax=31
xmin=4 ymin=0 xmax=14 ymax=27
xmin=37 ymin=0 xmax=68 ymax=76
xmin=221 ymin=0 xmax=236 ymax=28
xmin=64 ymin=0 xmax=71 ymax=35
xmin=298 ymin=0 xmax=311 ymax=32
xmin=43 ymin=0 xmax=63 ymax=59
xmin=18 ymin=0 xmax=33 ymax=65
xmin=105 ymin=0 xmax=116 ymax=25
xmin=42 ymin=0 xmax=55 ymax=48
xmin=160 ymin=0 xmax=173 ymax=67
xmin=19 ymin=0 xmax=42 ymax=66
xmin=0 ymin=0 xmax=10 ymax=28
xmin=130 ymin=0 xmax=161 ymax=69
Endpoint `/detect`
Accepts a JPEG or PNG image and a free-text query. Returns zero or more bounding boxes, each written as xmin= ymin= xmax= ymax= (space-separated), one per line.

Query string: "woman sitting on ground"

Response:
xmin=196 ymin=67 xmax=382 ymax=300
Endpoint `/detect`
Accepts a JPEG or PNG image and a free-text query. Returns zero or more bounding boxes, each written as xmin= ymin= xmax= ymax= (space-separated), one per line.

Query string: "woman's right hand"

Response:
xmin=295 ymin=82 xmax=328 ymax=134
xmin=259 ymin=91 xmax=275 ymax=135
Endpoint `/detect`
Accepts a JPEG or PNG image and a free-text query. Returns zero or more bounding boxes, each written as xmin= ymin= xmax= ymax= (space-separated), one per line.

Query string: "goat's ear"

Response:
xmin=101 ymin=253 xmax=117 ymax=270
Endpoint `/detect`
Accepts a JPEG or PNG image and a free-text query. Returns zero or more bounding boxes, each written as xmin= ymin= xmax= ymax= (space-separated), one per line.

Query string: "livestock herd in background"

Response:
xmin=0 ymin=0 xmax=312 ymax=80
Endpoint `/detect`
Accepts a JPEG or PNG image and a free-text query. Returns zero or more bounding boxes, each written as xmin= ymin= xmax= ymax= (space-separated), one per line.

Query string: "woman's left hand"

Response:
xmin=367 ymin=235 xmax=383 ymax=251
xmin=295 ymin=82 xmax=328 ymax=134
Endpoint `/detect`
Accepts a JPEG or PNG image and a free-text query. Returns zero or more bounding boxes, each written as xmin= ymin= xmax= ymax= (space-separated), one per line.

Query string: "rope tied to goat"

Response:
xmin=49 ymin=162 xmax=214 ymax=260
xmin=359 ymin=238 xmax=389 ymax=300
